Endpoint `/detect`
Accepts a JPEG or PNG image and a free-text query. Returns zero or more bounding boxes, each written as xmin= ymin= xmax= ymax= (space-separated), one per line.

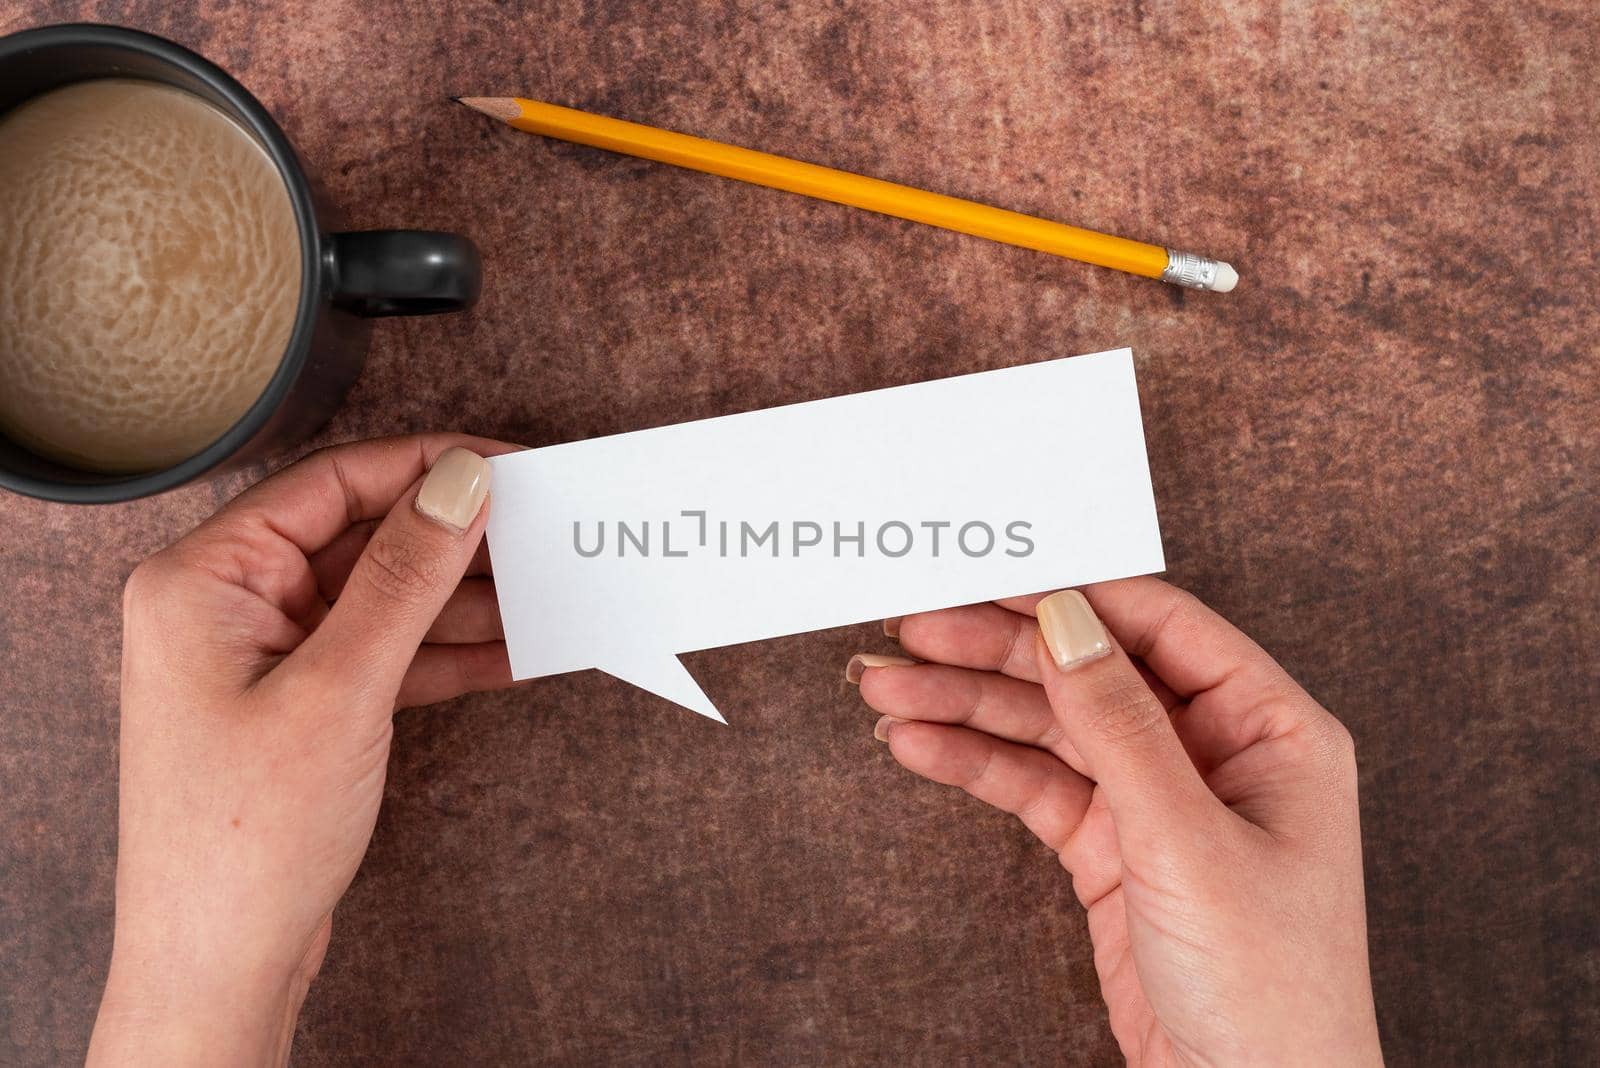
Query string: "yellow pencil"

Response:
xmin=459 ymin=96 xmax=1237 ymax=293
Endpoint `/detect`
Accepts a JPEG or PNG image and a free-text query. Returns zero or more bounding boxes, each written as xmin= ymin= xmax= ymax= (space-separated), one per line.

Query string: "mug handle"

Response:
xmin=326 ymin=231 xmax=482 ymax=317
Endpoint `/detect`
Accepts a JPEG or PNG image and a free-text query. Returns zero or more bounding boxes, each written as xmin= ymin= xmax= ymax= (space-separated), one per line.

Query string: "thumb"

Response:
xmin=298 ymin=447 xmax=491 ymax=699
xmin=1033 ymin=589 xmax=1223 ymax=852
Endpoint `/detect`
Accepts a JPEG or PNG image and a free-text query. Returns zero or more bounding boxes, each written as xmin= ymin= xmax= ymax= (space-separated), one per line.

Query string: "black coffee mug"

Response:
xmin=0 ymin=23 xmax=482 ymax=503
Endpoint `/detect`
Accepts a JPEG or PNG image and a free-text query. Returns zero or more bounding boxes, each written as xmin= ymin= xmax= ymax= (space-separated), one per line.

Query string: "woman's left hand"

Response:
xmin=89 ymin=434 xmax=520 ymax=1067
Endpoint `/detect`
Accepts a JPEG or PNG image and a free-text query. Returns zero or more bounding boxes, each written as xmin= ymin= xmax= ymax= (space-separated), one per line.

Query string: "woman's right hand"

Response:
xmin=851 ymin=577 xmax=1383 ymax=1066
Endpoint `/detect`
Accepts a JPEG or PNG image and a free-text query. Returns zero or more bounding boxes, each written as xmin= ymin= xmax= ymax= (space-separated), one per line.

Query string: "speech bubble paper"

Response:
xmin=485 ymin=347 xmax=1164 ymax=722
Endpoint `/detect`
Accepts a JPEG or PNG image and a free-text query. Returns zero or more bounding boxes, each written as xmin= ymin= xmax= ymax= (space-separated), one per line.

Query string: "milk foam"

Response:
xmin=0 ymin=79 xmax=301 ymax=473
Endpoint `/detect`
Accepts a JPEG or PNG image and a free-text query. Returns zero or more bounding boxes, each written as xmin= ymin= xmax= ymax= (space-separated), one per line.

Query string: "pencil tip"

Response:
xmin=456 ymin=96 xmax=521 ymax=121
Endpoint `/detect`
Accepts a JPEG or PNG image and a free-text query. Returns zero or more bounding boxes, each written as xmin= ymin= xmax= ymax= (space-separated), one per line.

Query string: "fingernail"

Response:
xmin=415 ymin=448 xmax=491 ymax=532
xmin=882 ymin=616 xmax=903 ymax=638
xmin=1035 ymin=589 xmax=1112 ymax=672
xmin=845 ymin=653 xmax=916 ymax=685
xmin=873 ymin=715 xmax=902 ymax=742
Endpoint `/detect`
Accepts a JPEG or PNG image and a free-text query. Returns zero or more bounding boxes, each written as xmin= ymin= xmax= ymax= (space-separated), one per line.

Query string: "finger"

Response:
xmin=1083 ymin=889 xmax=1158 ymax=1065
xmin=308 ymin=520 xmax=374 ymax=600
xmin=894 ymin=602 xmax=1045 ymax=682
xmin=877 ymin=601 xmax=1184 ymax=761
xmin=221 ymin=434 xmax=517 ymax=556
xmin=1034 ymin=590 xmax=1224 ymax=851
xmin=1082 ymin=577 xmax=1311 ymax=714
xmin=891 ymin=602 xmax=1180 ymax=713
xmin=1132 ymin=660 xmax=1183 ymax=715
xmin=852 ymin=648 xmax=1219 ymax=796
xmin=1080 ymin=577 xmax=1331 ymax=766
xmin=159 ymin=517 xmax=324 ymax=626
xmin=290 ymin=448 xmax=492 ymax=702
xmin=396 ymin=641 xmax=517 ymax=709
xmin=990 ymin=594 xmax=1182 ymax=712
xmin=999 ymin=582 xmax=1312 ymax=771
xmin=467 ymin=538 xmax=494 ymax=578
xmin=874 ymin=718 xmax=1094 ymax=854
xmin=312 ymin=519 xmax=494 ymax=600
xmin=1058 ymin=788 xmax=1125 ymax=909
xmin=993 ymin=592 xmax=1051 ymax=615
xmin=172 ymin=435 xmax=516 ymax=622
xmin=424 ymin=577 xmax=504 ymax=644
xmin=851 ymin=658 xmax=1089 ymax=775
xmin=859 ymin=658 xmax=1129 ymax=903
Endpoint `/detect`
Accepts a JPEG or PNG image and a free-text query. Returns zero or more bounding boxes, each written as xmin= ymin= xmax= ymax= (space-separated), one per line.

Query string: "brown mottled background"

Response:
xmin=2 ymin=1 xmax=1597 ymax=1064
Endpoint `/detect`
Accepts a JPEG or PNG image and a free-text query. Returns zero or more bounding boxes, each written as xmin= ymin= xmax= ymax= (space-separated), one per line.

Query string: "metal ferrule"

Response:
xmin=1161 ymin=249 xmax=1222 ymax=290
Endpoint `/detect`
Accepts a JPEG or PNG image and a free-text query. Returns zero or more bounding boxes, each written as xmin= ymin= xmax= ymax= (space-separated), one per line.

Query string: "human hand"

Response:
xmin=850 ymin=578 xmax=1382 ymax=1066
xmin=88 ymin=435 xmax=519 ymax=1067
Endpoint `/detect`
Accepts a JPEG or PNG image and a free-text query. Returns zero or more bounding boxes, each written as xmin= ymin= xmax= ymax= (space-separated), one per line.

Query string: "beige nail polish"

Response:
xmin=845 ymin=653 xmax=916 ymax=685
xmin=1035 ymin=589 xmax=1112 ymax=671
xmin=873 ymin=715 xmax=901 ymax=742
xmin=415 ymin=447 xmax=491 ymax=532
xmin=882 ymin=616 xmax=903 ymax=638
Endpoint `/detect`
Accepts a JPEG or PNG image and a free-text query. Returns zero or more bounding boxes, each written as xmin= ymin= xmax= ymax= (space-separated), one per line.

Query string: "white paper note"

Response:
xmin=486 ymin=347 xmax=1164 ymax=722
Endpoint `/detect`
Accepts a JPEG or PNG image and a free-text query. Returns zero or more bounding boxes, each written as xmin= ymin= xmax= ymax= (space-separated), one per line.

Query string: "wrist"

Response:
xmin=89 ymin=932 xmax=311 ymax=1068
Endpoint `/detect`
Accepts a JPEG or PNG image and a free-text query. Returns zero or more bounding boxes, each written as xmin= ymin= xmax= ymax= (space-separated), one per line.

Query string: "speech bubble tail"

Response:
xmin=598 ymin=654 xmax=726 ymax=724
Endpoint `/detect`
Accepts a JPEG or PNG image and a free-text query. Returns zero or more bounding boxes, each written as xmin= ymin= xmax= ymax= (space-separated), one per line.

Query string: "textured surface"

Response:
xmin=1 ymin=2 xmax=1597 ymax=1064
